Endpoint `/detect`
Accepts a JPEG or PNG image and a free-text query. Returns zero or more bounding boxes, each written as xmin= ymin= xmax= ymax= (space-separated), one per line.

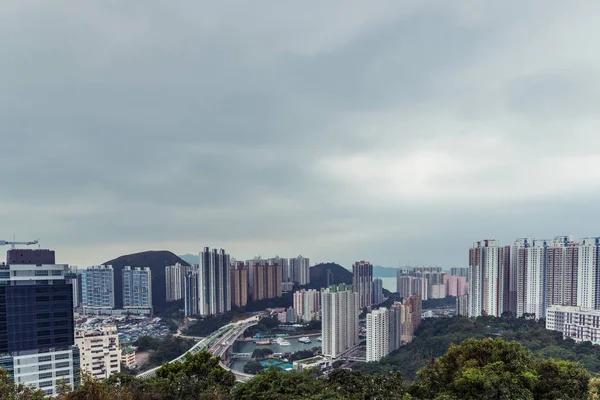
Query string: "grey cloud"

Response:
xmin=3 ymin=2 xmax=600 ymax=267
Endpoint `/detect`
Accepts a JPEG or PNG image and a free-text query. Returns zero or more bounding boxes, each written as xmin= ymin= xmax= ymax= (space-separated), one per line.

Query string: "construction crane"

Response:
xmin=0 ymin=239 xmax=39 ymax=249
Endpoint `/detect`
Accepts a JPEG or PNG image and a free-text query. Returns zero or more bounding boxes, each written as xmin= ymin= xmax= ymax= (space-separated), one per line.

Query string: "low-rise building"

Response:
xmin=292 ymin=355 xmax=331 ymax=371
xmin=546 ymin=305 xmax=600 ymax=345
xmin=75 ymin=326 xmax=121 ymax=380
xmin=121 ymin=347 xmax=136 ymax=368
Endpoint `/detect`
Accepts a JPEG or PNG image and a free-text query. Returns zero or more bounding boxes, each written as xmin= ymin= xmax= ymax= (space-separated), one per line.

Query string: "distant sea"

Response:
xmin=378 ymin=276 xmax=397 ymax=292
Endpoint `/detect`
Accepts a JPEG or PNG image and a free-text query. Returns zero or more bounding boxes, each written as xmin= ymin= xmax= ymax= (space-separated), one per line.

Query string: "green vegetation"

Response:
xmin=306 ymin=262 xmax=352 ymax=290
xmin=2 ymin=339 xmax=594 ymax=399
xmin=353 ymin=315 xmax=600 ymax=380
xmin=251 ymin=348 xmax=273 ymax=360
xmin=134 ymin=335 xmax=195 ymax=369
xmin=243 ymin=361 xmax=264 ymax=375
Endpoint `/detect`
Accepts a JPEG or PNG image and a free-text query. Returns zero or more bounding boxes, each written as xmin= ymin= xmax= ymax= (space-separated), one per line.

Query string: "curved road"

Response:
xmin=137 ymin=315 xmax=259 ymax=381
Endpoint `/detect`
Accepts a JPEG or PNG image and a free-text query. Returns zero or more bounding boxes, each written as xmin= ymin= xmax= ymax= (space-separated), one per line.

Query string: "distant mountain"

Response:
xmin=374 ymin=265 xmax=398 ymax=277
xmin=307 ymin=262 xmax=353 ymax=290
xmin=103 ymin=251 xmax=190 ymax=314
xmin=179 ymin=254 xmax=199 ymax=265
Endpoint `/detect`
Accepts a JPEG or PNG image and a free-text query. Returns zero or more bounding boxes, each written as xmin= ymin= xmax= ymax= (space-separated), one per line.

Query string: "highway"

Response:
xmin=136 ymin=315 xmax=260 ymax=381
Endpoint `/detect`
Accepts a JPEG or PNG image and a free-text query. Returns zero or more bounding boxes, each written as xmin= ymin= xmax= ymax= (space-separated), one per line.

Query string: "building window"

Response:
xmin=39 ymin=380 xmax=53 ymax=388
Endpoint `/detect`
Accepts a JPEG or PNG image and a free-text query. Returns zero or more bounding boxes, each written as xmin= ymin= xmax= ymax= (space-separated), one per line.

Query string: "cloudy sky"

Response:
xmin=2 ymin=1 xmax=600 ymax=268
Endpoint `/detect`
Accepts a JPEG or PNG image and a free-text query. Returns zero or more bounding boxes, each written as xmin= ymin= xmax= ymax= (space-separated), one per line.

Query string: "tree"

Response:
xmin=413 ymin=338 xmax=539 ymax=399
xmin=150 ymin=351 xmax=235 ymax=399
xmin=234 ymin=369 xmax=339 ymax=400
xmin=412 ymin=338 xmax=590 ymax=400
xmin=326 ymin=369 xmax=409 ymax=400
xmin=251 ymin=348 xmax=273 ymax=360
xmin=243 ymin=361 xmax=264 ymax=375
xmin=0 ymin=369 xmax=46 ymax=400
xmin=534 ymin=359 xmax=589 ymax=400
xmin=56 ymin=373 xmax=132 ymax=400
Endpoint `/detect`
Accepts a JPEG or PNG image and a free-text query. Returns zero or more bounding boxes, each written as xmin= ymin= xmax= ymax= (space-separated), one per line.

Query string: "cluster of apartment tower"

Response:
xmin=164 ymin=248 xmax=311 ymax=317
xmin=467 ymin=236 xmax=600 ymax=345
xmin=397 ymin=266 xmax=468 ymax=301
xmin=79 ymin=265 xmax=153 ymax=315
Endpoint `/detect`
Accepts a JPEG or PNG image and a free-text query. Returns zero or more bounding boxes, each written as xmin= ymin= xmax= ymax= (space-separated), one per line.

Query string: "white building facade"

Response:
xmin=321 ymin=284 xmax=359 ymax=359
xmin=75 ymin=326 xmax=121 ymax=380
xmin=366 ymin=308 xmax=389 ymax=362
xmin=546 ymin=305 xmax=600 ymax=344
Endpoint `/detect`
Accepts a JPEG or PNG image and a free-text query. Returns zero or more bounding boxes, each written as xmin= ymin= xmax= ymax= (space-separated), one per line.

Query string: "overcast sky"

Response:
xmin=2 ymin=1 xmax=600 ymax=268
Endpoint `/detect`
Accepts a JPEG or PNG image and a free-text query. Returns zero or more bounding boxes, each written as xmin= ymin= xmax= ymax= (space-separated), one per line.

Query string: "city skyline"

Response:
xmin=5 ymin=3 xmax=600 ymax=270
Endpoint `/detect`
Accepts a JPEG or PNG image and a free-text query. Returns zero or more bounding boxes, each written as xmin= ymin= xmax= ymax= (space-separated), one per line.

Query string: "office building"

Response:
xmin=165 ymin=263 xmax=188 ymax=302
xmin=290 ymin=255 xmax=310 ymax=286
xmin=353 ymin=261 xmax=373 ymax=309
xmin=184 ymin=266 xmax=199 ymax=317
xmin=456 ymin=294 xmax=469 ymax=316
xmin=0 ymin=248 xmax=79 ymax=396
xmin=293 ymin=289 xmax=320 ymax=322
xmin=252 ymin=262 xmax=282 ymax=301
xmin=199 ymin=248 xmax=231 ymax=316
xmin=469 ymin=239 xmax=501 ymax=317
xmin=270 ymin=256 xmax=290 ymax=282
xmin=321 ymin=284 xmax=360 ymax=359
xmin=546 ymin=305 xmax=600 ymax=345
xmin=450 ymin=266 xmax=469 ymax=279
xmin=578 ymin=237 xmax=600 ymax=310
xmin=230 ymin=262 xmax=249 ymax=309
xmin=75 ymin=326 xmax=121 ymax=380
xmin=70 ymin=267 xmax=80 ymax=309
xmin=388 ymin=302 xmax=404 ymax=352
xmin=366 ymin=308 xmax=389 ymax=362
xmin=373 ymin=278 xmax=383 ymax=305
xmin=81 ymin=265 xmax=115 ymax=310
xmin=122 ymin=267 xmax=152 ymax=312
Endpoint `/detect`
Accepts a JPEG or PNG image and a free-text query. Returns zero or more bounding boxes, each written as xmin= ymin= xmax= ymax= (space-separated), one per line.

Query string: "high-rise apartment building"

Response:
xmin=270 ymin=256 xmax=290 ymax=283
xmin=456 ymin=294 xmax=469 ymax=316
xmin=321 ymin=284 xmax=360 ymax=359
xmin=469 ymin=239 xmax=501 ymax=317
xmin=70 ymin=267 xmax=80 ymax=309
xmin=75 ymin=326 xmax=120 ymax=380
xmin=165 ymin=263 xmax=188 ymax=302
xmin=81 ymin=265 xmax=115 ymax=310
xmin=512 ymin=238 xmax=532 ymax=317
xmin=373 ymin=278 xmax=383 ymax=305
xmin=525 ymin=239 xmax=547 ymax=319
xmin=353 ymin=261 xmax=373 ymax=309
xmin=397 ymin=274 xmax=414 ymax=298
xmin=199 ymin=248 xmax=231 ymax=316
xmin=122 ymin=267 xmax=152 ymax=311
xmin=366 ymin=308 xmax=389 ymax=362
xmin=450 ymin=266 xmax=469 ymax=279
xmin=290 ymin=255 xmax=310 ymax=286
xmin=293 ymin=289 xmax=321 ymax=322
xmin=230 ymin=262 xmax=249 ymax=308
xmin=578 ymin=237 xmax=600 ymax=310
xmin=545 ymin=236 xmax=578 ymax=310
xmin=252 ymin=262 xmax=282 ymax=301
xmin=443 ymin=275 xmax=468 ymax=297
xmin=401 ymin=294 xmax=422 ymax=342
xmin=388 ymin=302 xmax=404 ymax=352
xmin=184 ymin=266 xmax=199 ymax=317
xmin=0 ymin=249 xmax=79 ymax=396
